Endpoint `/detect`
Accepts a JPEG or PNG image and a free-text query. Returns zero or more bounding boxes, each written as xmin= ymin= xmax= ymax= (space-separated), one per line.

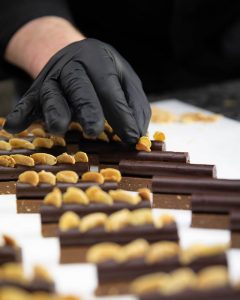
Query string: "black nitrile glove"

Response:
xmin=4 ymin=39 xmax=151 ymax=144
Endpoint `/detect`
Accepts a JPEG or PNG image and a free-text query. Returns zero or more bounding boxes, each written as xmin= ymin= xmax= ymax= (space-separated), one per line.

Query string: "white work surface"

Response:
xmin=0 ymin=99 xmax=240 ymax=299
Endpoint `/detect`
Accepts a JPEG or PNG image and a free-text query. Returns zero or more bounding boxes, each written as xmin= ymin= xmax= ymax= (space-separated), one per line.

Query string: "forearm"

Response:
xmin=5 ymin=16 xmax=85 ymax=78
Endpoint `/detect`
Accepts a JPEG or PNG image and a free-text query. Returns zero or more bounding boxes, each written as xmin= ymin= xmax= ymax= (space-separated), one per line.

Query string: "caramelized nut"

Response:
xmin=0 ymin=129 xmax=13 ymax=139
xmin=43 ymin=188 xmax=62 ymax=207
xmin=86 ymin=186 xmax=113 ymax=205
xmin=50 ymin=136 xmax=66 ymax=147
xmin=197 ymin=266 xmax=228 ymax=290
xmin=136 ymin=136 xmax=151 ymax=152
xmin=15 ymin=130 xmax=29 ymax=137
xmin=100 ymin=168 xmax=122 ymax=182
xmin=112 ymin=134 xmax=121 ymax=142
xmin=80 ymin=213 xmax=107 ymax=232
xmin=68 ymin=122 xmax=83 ymax=131
xmin=9 ymin=138 xmax=35 ymax=150
xmin=38 ymin=170 xmax=56 ymax=185
xmin=59 ymin=211 xmax=80 ymax=231
xmin=30 ymin=127 xmax=46 ymax=137
xmin=120 ymin=239 xmax=150 ymax=262
xmin=86 ymin=243 xmax=121 ymax=263
xmin=104 ymin=120 xmax=113 ymax=133
xmin=74 ymin=151 xmax=88 ymax=163
xmin=98 ymin=132 xmax=109 ymax=142
xmin=56 ymin=171 xmax=79 ymax=183
xmin=0 ymin=155 xmax=15 ymax=167
xmin=33 ymin=265 xmax=53 ymax=282
xmin=0 ymin=140 xmax=11 ymax=150
xmin=3 ymin=235 xmax=18 ymax=247
xmin=145 ymin=242 xmax=180 ymax=264
xmin=109 ymin=189 xmax=141 ymax=205
xmin=57 ymin=153 xmax=75 ymax=164
xmin=63 ymin=187 xmax=89 ymax=205
xmin=153 ymin=131 xmax=166 ymax=142
xmin=131 ymin=209 xmax=153 ymax=226
xmin=18 ymin=171 xmax=39 ymax=186
xmin=33 ymin=137 xmax=54 ymax=149
xmin=11 ymin=154 xmax=35 ymax=166
xmin=105 ymin=209 xmax=131 ymax=232
xmin=138 ymin=188 xmax=151 ymax=201
xmin=82 ymin=171 xmax=104 ymax=184
xmin=31 ymin=153 xmax=57 ymax=165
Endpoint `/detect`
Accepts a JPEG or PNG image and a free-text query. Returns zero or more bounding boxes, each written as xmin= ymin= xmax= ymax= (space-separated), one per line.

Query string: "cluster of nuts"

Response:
xmin=43 ymin=186 xmax=151 ymax=208
xmin=131 ymin=266 xmax=229 ymax=295
xmin=59 ymin=208 xmax=173 ymax=232
xmin=0 ymin=151 xmax=88 ymax=168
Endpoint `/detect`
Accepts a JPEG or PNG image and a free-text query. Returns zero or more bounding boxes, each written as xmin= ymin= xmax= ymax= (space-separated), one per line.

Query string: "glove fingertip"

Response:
xmin=3 ymin=115 xmax=28 ymax=134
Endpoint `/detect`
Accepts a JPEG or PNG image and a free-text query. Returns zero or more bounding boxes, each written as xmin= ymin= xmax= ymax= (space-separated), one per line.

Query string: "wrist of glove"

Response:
xmin=4 ymin=38 xmax=151 ymax=144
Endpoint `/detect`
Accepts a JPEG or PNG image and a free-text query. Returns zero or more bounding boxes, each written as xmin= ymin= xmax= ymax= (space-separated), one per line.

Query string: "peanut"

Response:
xmin=0 ymin=155 xmax=15 ymax=167
xmin=68 ymin=122 xmax=83 ymax=131
xmin=33 ymin=137 xmax=54 ymax=149
xmin=59 ymin=211 xmax=80 ymax=231
xmin=38 ymin=170 xmax=56 ymax=185
xmin=120 ymin=239 xmax=150 ymax=262
xmin=100 ymin=168 xmax=122 ymax=182
xmin=112 ymin=134 xmax=121 ymax=142
xmin=63 ymin=187 xmax=89 ymax=205
xmin=105 ymin=209 xmax=131 ymax=232
xmin=11 ymin=154 xmax=35 ymax=166
xmin=153 ymin=131 xmax=166 ymax=142
xmin=15 ymin=130 xmax=29 ymax=137
xmin=85 ymin=186 xmax=113 ymax=205
xmin=0 ymin=129 xmax=13 ymax=139
xmin=145 ymin=242 xmax=180 ymax=264
xmin=9 ymin=138 xmax=35 ymax=149
xmin=136 ymin=136 xmax=151 ymax=152
xmin=104 ymin=120 xmax=113 ymax=133
xmin=30 ymin=127 xmax=46 ymax=137
xmin=18 ymin=171 xmax=39 ymax=186
xmin=130 ymin=208 xmax=153 ymax=226
xmin=154 ymin=214 xmax=175 ymax=228
xmin=57 ymin=153 xmax=75 ymax=164
xmin=0 ymin=140 xmax=11 ymax=150
xmin=197 ymin=266 xmax=229 ymax=290
xmin=109 ymin=189 xmax=141 ymax=205
xmin=74 ymin=151 xmax=88 ymax=163
xmin=31 ymin=153 xmax=57 ymax=165
xmin=138 ymin=188 xmax=151 ymax=201
xmin=43 ymin=188 xmax=62 ymax=207
xmin=79 ymin=212 xmax=107 ymax=232
xmin=82 ymin=171 xmax=104 ymax=184
xmin=33 ymin=265 xmax=53 ymax=282
xmin=56 ymin=171 xmax=79 ymax=183
xmin=86 ymin=243 xmax=121 ymax=263
xmin=50 ymin=136 xmax=66 ymax=147
xmin=98 ymin=132 xmax=109 ymax=142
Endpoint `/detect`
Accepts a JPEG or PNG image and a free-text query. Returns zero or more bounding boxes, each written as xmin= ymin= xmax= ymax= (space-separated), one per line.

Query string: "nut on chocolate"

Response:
xmin=18 ymin=171 xmax=39 ymax=186
xmin=0 ymin=155 xmax=16 ymax=167
xmin=82 ymin=171 xmax=104 ymax=184
xmin=63 ymin=187 xmax=89 ymax=205
xmin=136 ymin=136 xmax=152 ymax=152
xmin=145 ymin=242 xmax=180 ymax=264
xmin=79 ymin=212 xmax=107 ymax=232
xmin=38 ymin=170 xmax=56 ymax=185
xmin=109 ymin=189 xmax=141 ymax=205
xmin=30 ymin=127 xmax=46 ymax=137
xmin=56 ymin=170 xmax=79 ymax=183
xmin=59 ymin=211 xmax=80 ymax=231
xmin=57 ymin=152 xmax=75 ymax=164
xmin=100 ymin=168 xmax=122 ymax=182
xmin=153 ymin=131 xmax=166 ymax=142
xmin=50 ymin=135 xmax=66 ymax=146
xmin=105 ymin=209 xmax=131 ymax=232
xmin=85 ymin=186 xmax=113 ymax=205
xmin=9 ymin=138 xmax=35 ymax=150
xmin=86 ymin=242 xmax=121 ymax=263
xmin=11 ymin=154 xmax=35 ymax=166
xmin=74 ymin=151 xmax=88 ymax=163
xmin=138 ymin=188 xmax=151 ymax=201
xmin=43 ymin=187 xmax=62 ymax=207
xmin=0 ymin=140 xmax=12 ymax=150
xmin=33 ymin=137 xmax=54 ymax=148
xmin=31 ymin=153 xmax=57 ymax=165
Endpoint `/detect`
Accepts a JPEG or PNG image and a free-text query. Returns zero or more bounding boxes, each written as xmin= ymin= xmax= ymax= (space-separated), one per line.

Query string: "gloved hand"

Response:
xmin=4 ymin=38 xmax=151 ymax=144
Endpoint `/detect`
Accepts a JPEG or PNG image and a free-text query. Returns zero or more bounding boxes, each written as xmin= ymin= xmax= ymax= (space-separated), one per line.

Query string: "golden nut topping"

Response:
xmin=57 ymin=153 xmax=75 ymax=164
xmin=43 ymin=187 xmax=62 ymax=207
xmin=11 ymin=154 xmax=35 ymax=166
xmin=74 ymin=151 xmax=89 ymax=163
xmin=33 ymin=137 xmax=54 ymax=149
xmin=0 ymin=140 xmax=12 ymax=150
xmin=136 ymin=136 xmax=152 ymax=152
xmin=3 ymin=235 xmax=18 ymax=247
xmin=120 ymin=239 xmax=150 ymax=262
xmin=138 ymin=188 xmax=152 ymax=201
xmin=153 ymin=131 xmax=166 ymax=142
xmin=82 ymin=171 xmax=104 ymax=184
xmin=100 ymin=168 xmax=122 ymax=182
xmin=15 ymin=130 xmax=29 ymax=137
xmin=85 ymin=186 xmax=113 ymax=205
xmin=98 ymin=132 xmax=109 ymax=142
xmin=104 ymin=120 xmax=113 ymax=133
xmin=105 ymin=209 xmax=131 ymax=232
xmin=145 ymin=242 xmax=180 ymax=264
xmin=9 ymin=138 xmax=35 ymax=150
xmin=86 ymin=243 xmax=121 ymax=263
xmin=197 ymin=266 xmax=229 ymax=290
xmin=31 ymin=153 xmax=57 ymax=165
xmin=63 ymin=187 xmax=89 ymax=205
xmin=0 ymin=117 xmax=6 ymax=126
xmin=56 ymin=170 xmax=79 ymax=183
xmin=18 ymin=171 xmax=39 ymax=186
xmin=30 ymin=127 xmax=46 ymax=137
xmin=131 ymin=209 xmax=153 ymax=226
xmin=0 ymin=129 xmax=13 ymax=139
xmin=131 ymin=273 xmax=170 ymax=295
xmin=68 ymin=122 xmax=83 ymax=131
xmin=59 ymin=211 xmax=80 ymax=231
xmin=154 ymin=214 xmax=176 ymax=228
xmin=180 ymin=244 xmax=228 ymax=265
xmin=0 ymin=155 xmax=15 ymax=167
xmin=79 ymin=212 xmax=107 ymax=232
xmin=50 ymin=135 xmax=66 ymax=147
xmin=38 ymin=170 xmax=56 ymax=185
xmin=112 ymin=134 xmax=121 ymax=142
xmin=33 ymin=265 xmax=53 ymax=282
xmin=109 ymin=189 xmax=141 ymax=205
xmin=2 ymin=263 xmax=26 ymax=282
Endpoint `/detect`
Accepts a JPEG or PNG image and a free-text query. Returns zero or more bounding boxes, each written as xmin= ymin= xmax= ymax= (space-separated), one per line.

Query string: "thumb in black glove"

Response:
xmin=4 ymin=38 xmax=151 ymax=144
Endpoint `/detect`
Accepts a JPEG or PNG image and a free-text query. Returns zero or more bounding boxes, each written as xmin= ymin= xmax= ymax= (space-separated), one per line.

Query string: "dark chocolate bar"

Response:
xmin=59 ymin=223 xmax=178 ymax=246
xmin=97 ymin=252 xmax=227 ymax=283
xmin=0 ymin=162 xmax=89 ymax=181
xmin=119 ymin=161 xmax=216 ymax=178
xmin=0 ymin=146 xmax=66 ymax=156
xmin=98 ymin=151 xmax=189 ymax=164
xmin=16 ymin=181 xmax=118 ymax=199
xmin=192 ymin=193 xmax=240 ymax=214
xmin=152 ymin=176 xmax=240 ymax=194
xmin=230 ymin=211 xmax=240 ymax=231
xmin=0 ymin=279 xmax=55 ymax=293
xmin=0 ymin=246 xmax=22 ymax=265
